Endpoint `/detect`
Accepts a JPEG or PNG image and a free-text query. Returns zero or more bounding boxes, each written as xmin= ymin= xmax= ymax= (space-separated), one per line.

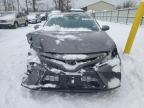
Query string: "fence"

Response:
xmin=94 ymin=8 xmax=144 ymax=25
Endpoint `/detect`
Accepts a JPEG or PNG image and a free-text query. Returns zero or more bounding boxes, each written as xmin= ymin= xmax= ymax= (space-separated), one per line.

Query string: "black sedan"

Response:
xmin=22 ymin=12 xmax=121 ymax=92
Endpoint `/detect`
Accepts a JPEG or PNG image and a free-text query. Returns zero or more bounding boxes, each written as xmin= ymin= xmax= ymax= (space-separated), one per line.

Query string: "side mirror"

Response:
xmin=34 ymin=25 xmax=40 ymax=30
xmin=102 ymin=25 xmax=110 ymax=31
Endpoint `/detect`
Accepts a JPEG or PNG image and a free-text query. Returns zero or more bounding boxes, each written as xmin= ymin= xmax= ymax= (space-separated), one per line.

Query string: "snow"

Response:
xmin=48 ymin=14 xmax=64 ymax=20
xmin=50 ymin=68 xmax=61 ymax=74
xmin=28 ymin=14 xmax=36 ymax=20
xmin=48 ymin=11 xmax=61 ymax=18
xmin=38 ymin=25 xmax=92 ymax=32
xmin=108 ymin=78 xmax=121 ymax=89
xmin=40 ymin=13 xmax=46 ymax=17
xmin=50 ymin=59 xmax=83 ymax=70
xmin=70 ymin=8 xmax=84 ymax=12
xmin=27 ymin=48 xmax=41 ymax=64
xmin=107 ymin=57 xmax=120 ymax=67
xmin=0 ymin=13 xmax=15 ymax=20
xmin=23 ymin=83 xmax=56 ymax=89
xmin=35 ymin=25 xmax=91 ymax=44
xmin=56 ymin=40 xmax=61 ymax=45
xmin=112 ymin=65 xmax=121 ymax=73
xmin=43 ymin=84 xmax=56 ymax=88
xmin=62 ymin=54 xmax=88 ymax=60
xmin=0 ymin=20 xmax=144 ymax=108
xmin=54 ymin=34 xmax=82 ymax=42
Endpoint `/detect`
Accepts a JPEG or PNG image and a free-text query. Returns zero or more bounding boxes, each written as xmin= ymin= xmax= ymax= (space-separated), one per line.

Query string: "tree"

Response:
xmin=117 ymin=0 xmax=136 ymax=9
xmin=16 ymin=0 xmax=20 ymax=11
xmin=31 ymin=0 xmax=44 ymax=12
xmin=11 ymin=0 xmax=15 ymax=11
xmin=2 ymin=0 xmax=8 ymax=11
xmin=65 ymin=0 xmax=71 ymax=11
xmin=53 ymin=0 xmax=71 ymax=11
xmin=25 ymin=0 xmax=29 ymax=14
xmin=54 ymin=0 xmax=59 ymax=9
xmin=32 ymin=0 xmax=36 ymax=11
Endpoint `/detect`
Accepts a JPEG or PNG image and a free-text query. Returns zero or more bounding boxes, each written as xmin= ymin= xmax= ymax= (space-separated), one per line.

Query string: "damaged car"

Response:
xmin=22 ymin=12 xmax=121 ymax=92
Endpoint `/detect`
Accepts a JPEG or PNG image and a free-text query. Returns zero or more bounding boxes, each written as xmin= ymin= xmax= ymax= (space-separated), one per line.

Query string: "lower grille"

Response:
xmin=41 ymin=75 xmax=101 ymax=89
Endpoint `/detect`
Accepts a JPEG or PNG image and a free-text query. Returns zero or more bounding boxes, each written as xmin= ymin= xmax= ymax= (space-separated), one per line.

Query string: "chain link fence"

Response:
xmin=94 ymin=8 xmax=144 ymax=25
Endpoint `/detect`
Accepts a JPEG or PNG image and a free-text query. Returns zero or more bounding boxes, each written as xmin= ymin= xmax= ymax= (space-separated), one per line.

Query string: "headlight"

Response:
xmin=98 ymin=48 xmax=120 ymax=66
xmin=111 ymin=48 xmax=118 ymax=58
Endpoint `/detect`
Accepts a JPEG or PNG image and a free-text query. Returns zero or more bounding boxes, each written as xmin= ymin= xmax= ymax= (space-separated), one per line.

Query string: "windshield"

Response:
xmin=46 ymin=14 xmax=100 ymax=31
xmin=0 ymin=13 xmax=15 ymax=17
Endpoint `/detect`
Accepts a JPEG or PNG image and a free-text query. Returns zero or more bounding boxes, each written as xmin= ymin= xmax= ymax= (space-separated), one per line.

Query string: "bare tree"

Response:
xmin=32 ymin=0 xmax=36 ymax=11
xmin=16 ymin=0 xmax=20 ymax=11
xmin=2 ymin=0 xmax=16 ymax=11
xmin=117 ymin=0 xmax=136 ymax=9
xmin=59 ymin=0 xmax=64 ymax=11
xmin=53 ymin=0 xmax=71 ymax=11
xmin=54 ymin=0 xmax=59 ymax=9
xmin=25 ymin=0 xmax=29 ymax=14
xmin=2 ymin=0 xmax=8 ymax=11
xmin=65 ymin=0 xmax=71 ymax=11
xmin=11 ymin=0 xmax=15 ymax=11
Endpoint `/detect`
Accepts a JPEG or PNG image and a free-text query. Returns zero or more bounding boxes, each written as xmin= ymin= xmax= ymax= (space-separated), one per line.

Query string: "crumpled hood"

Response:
xmin=27 ymin=30 xmax=116 ymax=54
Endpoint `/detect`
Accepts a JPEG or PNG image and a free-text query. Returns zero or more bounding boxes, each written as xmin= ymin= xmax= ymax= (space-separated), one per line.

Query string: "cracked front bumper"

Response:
xmin=22 ymin=57 xmax=121 ymax=92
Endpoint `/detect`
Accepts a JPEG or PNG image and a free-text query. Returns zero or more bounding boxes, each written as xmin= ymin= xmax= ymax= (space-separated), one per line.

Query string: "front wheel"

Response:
xmin=13 ymin=22 xmax=18 ymax=29
xmin=24 ymin=21 xmax=28 ymax=26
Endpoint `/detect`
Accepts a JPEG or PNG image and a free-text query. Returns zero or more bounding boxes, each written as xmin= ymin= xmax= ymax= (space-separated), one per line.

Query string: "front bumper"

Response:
xmin=22 ymin=84 xmax=120 ymax=93
xmin=0 ymin=23 xmax=13 ymax=28
xmin=22 ymin=56 xmax=121 ymax=92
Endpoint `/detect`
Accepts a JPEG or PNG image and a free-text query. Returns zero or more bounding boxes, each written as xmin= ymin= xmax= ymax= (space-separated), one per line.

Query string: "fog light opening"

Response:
xmin=88 ymin=81 xmax=100 ymax=88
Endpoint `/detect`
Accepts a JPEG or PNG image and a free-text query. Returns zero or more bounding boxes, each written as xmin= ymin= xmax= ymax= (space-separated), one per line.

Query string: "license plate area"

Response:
xmin=59 ymin=75 xmax=81 ymax=87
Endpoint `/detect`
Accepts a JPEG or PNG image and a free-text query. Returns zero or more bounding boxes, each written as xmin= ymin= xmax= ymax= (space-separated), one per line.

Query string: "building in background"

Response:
xmin=82 ymin=1 xmax=116 ymax=11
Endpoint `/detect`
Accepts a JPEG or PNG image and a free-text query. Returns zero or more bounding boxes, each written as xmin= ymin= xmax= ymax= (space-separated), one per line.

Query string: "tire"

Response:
xmin=24 ymin=21 xmax=28 ymax=26
xmin=13 ymin=22 xmax=18 ymax=29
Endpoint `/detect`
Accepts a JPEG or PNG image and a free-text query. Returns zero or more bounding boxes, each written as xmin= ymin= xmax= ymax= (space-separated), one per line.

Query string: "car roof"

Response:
xmin=69 ymin=8 xmax=84 ymax=12
xmin=48 ymin=12 xmax=92 ymax=21
xmin=50 ymin=12 xmax=90 ymax=17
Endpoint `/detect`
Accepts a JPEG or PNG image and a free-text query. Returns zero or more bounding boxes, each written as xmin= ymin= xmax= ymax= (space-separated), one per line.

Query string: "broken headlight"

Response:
xmin=99 ymin=48 xmax=119 ymax=65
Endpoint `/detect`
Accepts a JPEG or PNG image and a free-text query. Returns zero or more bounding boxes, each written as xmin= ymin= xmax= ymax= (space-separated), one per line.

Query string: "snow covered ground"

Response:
xmin=0 ymin=21 xmax=144 ymax=108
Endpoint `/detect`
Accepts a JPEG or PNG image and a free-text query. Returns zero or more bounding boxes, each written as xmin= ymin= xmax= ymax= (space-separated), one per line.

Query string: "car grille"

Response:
xmin=39 ymin=52 xmax=108 ymax=72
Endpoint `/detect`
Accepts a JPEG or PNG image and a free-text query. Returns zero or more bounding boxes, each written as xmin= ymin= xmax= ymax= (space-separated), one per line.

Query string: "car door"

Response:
xmin=20 ymin=13 xmax=27 ymax=24
xmin=19 ymin=13 xmax=25 ymax=24
xmin=16 ymin=13 xmax=23 ymax=24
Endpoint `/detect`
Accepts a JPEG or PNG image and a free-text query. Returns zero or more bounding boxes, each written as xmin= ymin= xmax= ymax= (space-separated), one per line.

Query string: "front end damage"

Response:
xmin=22 ymin=48 xmax=121 ymax=92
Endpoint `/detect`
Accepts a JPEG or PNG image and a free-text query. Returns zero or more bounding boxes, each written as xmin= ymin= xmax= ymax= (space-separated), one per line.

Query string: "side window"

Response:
xmin=16 ymin=13 xmax=21 ymax=18
xmin=20 ymin=13 xmax=23 ymax=17
xmin=21 ymin=13 xmax=26 ymax=17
